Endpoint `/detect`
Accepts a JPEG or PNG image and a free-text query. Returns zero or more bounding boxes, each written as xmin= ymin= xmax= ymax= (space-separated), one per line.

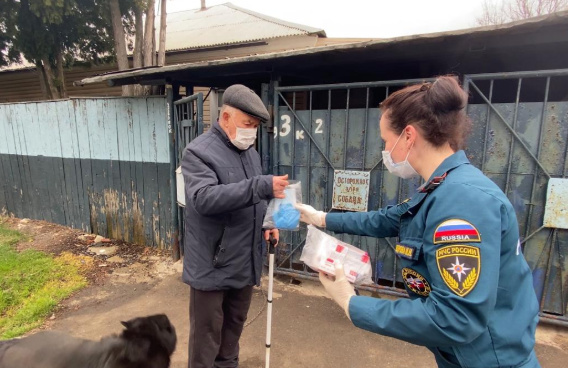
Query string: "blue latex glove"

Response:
xmin=273 ymin=203 xmax=300 ymax=230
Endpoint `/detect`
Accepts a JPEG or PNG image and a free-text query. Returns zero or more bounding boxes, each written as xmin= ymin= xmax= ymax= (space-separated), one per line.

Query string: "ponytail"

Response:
xmin=380 ymin=75 xmax=471 ymax=150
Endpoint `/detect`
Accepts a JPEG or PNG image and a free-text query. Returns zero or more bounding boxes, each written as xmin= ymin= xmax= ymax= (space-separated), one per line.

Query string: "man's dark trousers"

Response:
xmin=188 ymin=285 xmax=253 ymax=368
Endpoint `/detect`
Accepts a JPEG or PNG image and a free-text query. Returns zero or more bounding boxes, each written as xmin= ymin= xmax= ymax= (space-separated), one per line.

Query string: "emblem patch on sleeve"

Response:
xmin=433 ymin=219 xmax=481 ymax=244
xmin=402 ymin=268 xmax=431 ymax=297
xmin=436 ymin=245 xmax=480 ymax=297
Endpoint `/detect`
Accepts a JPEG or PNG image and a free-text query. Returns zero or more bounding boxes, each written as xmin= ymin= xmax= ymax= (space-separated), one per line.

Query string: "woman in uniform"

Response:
xmin=296 ymin=76 xmax=541 ymax=368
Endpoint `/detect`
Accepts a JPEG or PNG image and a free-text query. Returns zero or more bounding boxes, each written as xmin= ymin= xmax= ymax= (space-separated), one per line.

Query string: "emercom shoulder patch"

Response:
xmin=436 ymin=245 xmax=480 ymax=297
xmin=402 ymin=268 xmax=431 ymax=297
xmin=433 ymin=219 xmax=481 ymax=244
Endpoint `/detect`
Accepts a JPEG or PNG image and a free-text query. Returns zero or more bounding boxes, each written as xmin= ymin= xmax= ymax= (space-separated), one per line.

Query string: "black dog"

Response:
xmin=0 ymin=314 xmax=176 ymax=368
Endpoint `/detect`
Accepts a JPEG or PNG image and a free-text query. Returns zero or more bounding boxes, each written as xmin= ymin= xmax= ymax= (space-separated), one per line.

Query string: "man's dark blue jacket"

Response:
xmin=181 ymin=122 xmax=273 ymax=290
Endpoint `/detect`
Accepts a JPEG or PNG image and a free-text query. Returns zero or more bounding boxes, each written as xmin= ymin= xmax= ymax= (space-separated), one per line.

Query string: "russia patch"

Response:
xmin=433 ymin=219 xmax=481 ymax=244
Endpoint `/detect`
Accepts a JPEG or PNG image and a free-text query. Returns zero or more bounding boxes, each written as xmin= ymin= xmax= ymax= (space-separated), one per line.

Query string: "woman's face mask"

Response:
xmin=382 ymin=132 xmax=419 ymax=179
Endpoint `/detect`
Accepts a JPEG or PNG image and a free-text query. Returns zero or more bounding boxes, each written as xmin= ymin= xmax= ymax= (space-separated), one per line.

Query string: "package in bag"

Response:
xmin=263 ymin=180 xmax=302 ymax=230
xmin=300 ymin=225 xmax=373 ymax=284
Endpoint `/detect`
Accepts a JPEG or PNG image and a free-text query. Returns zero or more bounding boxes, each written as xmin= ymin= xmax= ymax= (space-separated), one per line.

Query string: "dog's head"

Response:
xmin=115 ymin=314 xmax=177 ymax=368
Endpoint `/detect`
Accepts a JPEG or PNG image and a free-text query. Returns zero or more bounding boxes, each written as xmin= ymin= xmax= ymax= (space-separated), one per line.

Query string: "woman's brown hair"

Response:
xmin=379 ymin=75 xmax=471 ymax=150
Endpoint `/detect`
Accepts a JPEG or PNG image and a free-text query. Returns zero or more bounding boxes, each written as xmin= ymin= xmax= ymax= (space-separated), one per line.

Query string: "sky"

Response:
xmin=166 ymin=0 xmax=489 ymax=38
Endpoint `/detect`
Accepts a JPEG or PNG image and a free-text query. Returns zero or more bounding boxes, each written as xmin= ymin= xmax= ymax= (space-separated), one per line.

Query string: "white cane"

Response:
xmin=265 ymin=235 xmax=277 ymax=368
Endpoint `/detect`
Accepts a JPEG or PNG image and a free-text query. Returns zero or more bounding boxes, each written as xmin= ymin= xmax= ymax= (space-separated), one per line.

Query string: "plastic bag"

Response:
xmin=263 ymin=180 xmax=302 ymax=230
xmin=300 ymin=225 xmax=373 ymax=284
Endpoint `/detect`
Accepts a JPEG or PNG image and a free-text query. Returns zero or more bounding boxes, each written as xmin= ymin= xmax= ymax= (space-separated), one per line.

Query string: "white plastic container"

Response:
xmin=300 ymin=225 xmax=373 ymax=284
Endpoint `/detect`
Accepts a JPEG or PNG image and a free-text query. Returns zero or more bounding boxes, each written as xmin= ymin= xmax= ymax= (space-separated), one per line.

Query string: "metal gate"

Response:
xmin=173 ymin=92 xmax=204 ymax=254
xmin=464 ymin=70 xmax=568 ymax=326
xmin=270 ymin=79 xmax=436 ymax=297
xmin=270 ymin=72 xmax=568 ymax=324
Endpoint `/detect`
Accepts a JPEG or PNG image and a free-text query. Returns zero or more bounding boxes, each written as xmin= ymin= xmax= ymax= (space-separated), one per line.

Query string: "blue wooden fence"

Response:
xmin=0 ymin=97 xmax=173 ymax=248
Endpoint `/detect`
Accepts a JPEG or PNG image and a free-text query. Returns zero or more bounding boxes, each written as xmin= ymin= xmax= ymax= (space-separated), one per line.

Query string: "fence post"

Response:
xmin=166 ymin=86 xmax=180 ymax=261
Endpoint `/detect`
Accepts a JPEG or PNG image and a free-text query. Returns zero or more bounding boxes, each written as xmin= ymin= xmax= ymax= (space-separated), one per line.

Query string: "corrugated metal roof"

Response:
xmin=74 ymin=9 xmax=568 ymax=87
xmin=163 ymin=3 xmax=325 ymax=51
xmin=1 ymin=2 xmax=325 ymax=72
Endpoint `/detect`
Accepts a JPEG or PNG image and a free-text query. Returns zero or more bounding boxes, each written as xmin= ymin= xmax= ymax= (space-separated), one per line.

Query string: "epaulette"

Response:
xmin=419 ymin=172 xmax=447 ymax=193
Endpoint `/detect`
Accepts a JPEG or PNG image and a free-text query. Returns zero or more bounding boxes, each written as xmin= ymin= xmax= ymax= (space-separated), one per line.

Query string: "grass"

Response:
xmin=0 ymin=221 xmax=91 ymax=339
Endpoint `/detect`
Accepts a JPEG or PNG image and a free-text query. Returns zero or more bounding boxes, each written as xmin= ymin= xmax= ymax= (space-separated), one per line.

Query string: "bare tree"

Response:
xmin=477 ymin=1 xmax=510 ymax=25
xmin=140 ymin=0 xmax=155 ymax=95
xmin=157 ymin=0 xmax=167 ymax=67
xmin=477 ymin=0 xmax=568 ymax=26
xmin=55 ymin=52 xmax=67 ymax=98
xmin=106 ymin=0 xmax=164 ymax=96
xmin=143 ymin=0 xmax=155 ymax=68
xmin=133 ymin=3 xmax=144 ymax=69
xmin=132 ymin=2 xmax=145 ymax=95
xmin=41 ymin=57 xmax=59 ymax=99
xmin=110 ymin=0 xmax=132 ymax=95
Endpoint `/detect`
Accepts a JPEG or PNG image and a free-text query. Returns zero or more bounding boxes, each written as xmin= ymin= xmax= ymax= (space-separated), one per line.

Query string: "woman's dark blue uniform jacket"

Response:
xmin=326 ymin=150 xmax=540 ymax=368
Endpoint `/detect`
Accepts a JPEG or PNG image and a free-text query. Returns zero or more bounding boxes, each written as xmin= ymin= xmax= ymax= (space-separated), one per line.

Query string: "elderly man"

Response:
xmin=181 ymin=84 xmax=288 ymax=368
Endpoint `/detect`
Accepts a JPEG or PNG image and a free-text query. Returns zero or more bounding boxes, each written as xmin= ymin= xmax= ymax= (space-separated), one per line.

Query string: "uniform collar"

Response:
xmin=429 ymin=150 xmax=470 ymax=181
xmin=418 ymin=150 xmax=470 ymax=193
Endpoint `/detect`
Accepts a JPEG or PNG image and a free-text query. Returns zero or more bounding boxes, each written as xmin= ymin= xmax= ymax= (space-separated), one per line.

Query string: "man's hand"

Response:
xmin=264 ymin=229 xmax=279 ymax=244
xmin=295 ymin=203 xmax=326 ymax=227
xmin=272 ymin=174 xmax=289 ymax=198
xmin=319 ymin=262 xmax=356 ymax=319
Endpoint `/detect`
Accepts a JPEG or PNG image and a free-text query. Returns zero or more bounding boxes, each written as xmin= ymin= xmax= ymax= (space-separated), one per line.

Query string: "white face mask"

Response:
xmin=231 ymin=126 xmax=257 ymax=150
xmin=382 ymin=132 xmax=419 ymax=179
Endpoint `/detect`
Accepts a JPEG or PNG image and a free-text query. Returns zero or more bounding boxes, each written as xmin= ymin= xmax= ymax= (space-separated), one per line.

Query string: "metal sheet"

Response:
xmin=332 ymin=170 xmax=370 ymax=212
xmin=544 ymin=178 xmax=568 ymax=229
xmin=465 ymin=70 xmax=568 ymax=326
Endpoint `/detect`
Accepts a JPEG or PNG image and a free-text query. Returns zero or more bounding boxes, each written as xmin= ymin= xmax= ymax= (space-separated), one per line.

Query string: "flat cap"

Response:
xmin=223 ymin=84 xmax=270 ymax=122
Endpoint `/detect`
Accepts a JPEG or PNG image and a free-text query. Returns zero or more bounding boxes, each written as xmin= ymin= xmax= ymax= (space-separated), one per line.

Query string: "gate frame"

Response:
xmin=270 ymin=78 xmax=435 ymax=298
xmin=268 ymin=70 xmax=568 ymax=327
xmin=168 ymin=90 xmax=204 ymax=260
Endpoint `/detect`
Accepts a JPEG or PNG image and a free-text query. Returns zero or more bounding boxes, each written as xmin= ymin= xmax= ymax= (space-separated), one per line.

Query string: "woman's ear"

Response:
xmin=404 ymin=125 xmax=417 ymax=147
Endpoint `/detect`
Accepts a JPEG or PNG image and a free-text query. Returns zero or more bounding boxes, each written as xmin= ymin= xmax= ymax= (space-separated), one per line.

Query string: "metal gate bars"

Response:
xmin=171 ymin=92 xmax=204 ymax=258
xmin=270 ymin=78 xmax=436 ymax=297
xmin=269 ymin=71 xmax=568 ymax=326
xmin=464 ymin=70 xmax=568 ymax=326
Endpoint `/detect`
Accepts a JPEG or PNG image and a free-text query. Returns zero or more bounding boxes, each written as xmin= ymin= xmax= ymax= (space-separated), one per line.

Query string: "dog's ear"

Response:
xmin=121 ymin=316 xmax=145 ymax=331
xmin=121 ymin=315 xmax=170 ymax=336
xmin=119 ymin=314 xmax=177 ymax=357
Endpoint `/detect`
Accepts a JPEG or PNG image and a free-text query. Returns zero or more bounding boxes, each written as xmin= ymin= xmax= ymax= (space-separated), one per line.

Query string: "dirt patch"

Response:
xmin=1 ymin=217 xmax=175 ymax=286
xmin=3 ymin=216 xmax=568 ymax=367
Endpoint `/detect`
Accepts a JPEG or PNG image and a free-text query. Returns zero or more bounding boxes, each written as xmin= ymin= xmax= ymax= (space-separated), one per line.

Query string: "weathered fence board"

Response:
xmin=0 ymin=97 xmax=173 ymax=249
